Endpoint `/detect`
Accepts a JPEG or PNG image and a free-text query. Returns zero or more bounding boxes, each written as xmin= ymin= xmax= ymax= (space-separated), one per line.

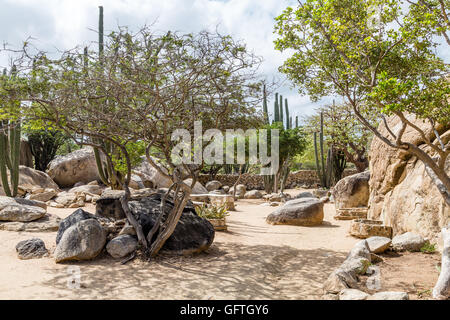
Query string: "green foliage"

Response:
xmin=22 ymin=123 xmax=68 ymax=171
xmin=195 ymin=203 xmax=229 ymax=219
xmin=273 ymin=0 xmax=450 ymax=124
xmin=420 ymin=241 xmax=437 ymax=254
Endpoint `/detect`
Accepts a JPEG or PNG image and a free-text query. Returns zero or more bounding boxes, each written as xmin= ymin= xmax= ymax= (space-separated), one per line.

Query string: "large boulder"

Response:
xmin=95 ymin=191 xmax=214 ymax=255
xmin=0 ymin=166 xmax=59 ymax=196
xmin=367 ymin=292 xmax=409 ymax=300
xmin=432 ymin=225 xmax=450 ymax=300
xmin=367 ymin=114 xmax=449 ymax=243
xmin=54 ymin=218 xmax=106 ymax=263
xmin=132 ymin=156 xmax=172 ymax=189
xmin=0 ymin=196 xmax=47 ymax=222
xmin=332 ymin=171 xmax=370 ymax=209
xmin=47 ymin=147 xmax=102 ymax=188
xmin=16 ymin=238 xmax=48 ymax=259
xmin=266 ymin=197 xmax=324 ymax=226
xmin=130 ymin=194 xmax=215 ymax=255
xmin=56 ymin=209 xmax=97 ymax=244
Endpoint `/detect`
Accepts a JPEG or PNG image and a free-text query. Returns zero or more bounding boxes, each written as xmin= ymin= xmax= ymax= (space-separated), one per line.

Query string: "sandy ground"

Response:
xmin=0 ymin=189 xmax=441 ymax=300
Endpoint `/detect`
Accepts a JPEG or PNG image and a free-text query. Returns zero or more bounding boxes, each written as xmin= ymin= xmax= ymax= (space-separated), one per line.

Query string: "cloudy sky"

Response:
xmin=1 ymin=0 xmax=448 ymax=121
xmin=0 ymin=0 xmax=325 ymax=120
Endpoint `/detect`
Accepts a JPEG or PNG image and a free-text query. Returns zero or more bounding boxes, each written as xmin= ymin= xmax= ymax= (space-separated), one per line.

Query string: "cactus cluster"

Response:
xmin=263 ymin=90 xmax=295 ymax=129
xmin=313 ymin=112 xmax=346 ymax=188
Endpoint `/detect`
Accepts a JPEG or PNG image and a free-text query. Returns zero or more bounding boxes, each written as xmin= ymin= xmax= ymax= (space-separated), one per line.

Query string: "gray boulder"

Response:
xmin=392 ymin=232 xmax=426 ymax=252
xmin=0 ymin=214 xmax=60 ymax=232
xmin=205 ymin=180 xmax=222 ymax=192
xmin=295 ymin=191 xmax=316 ymax=199
xmin=106 ymin=235 xmax=138 ymax=259
xmin=16 ymin=238 xmax=48 ymax=259
xmin=54 ymin=219 xmax=106 ymax=263
xmin=366 ymin=236 xmax=392 ymax=254
xmin=332 ymin=171 xmax=370 ymax=209
xmin=266 ymin=197 xmax=324 ymax=226
xmin=244 ymin=190 xmax=263 ymax=199
xmin=56 ymin=209 xmax=97 ymax=244
xmin=0 ymin=196 xmax=47 ymax=222
xmin=432 ymin=225 xmax=450 ymax=300
xmin=130 ymin=194 xmax=215 ymax=255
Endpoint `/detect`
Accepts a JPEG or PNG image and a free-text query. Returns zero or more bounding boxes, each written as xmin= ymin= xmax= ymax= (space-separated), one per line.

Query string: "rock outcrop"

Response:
xmin=132 ymin=156 xmax=172 ymax=189
xmin=367 ymin=114 xmax=449 ymax=243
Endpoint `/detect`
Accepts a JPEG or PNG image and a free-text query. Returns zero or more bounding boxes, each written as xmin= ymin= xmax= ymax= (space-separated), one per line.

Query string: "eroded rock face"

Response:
xmin=54 ymin=218 xmax=106 ymax=263
xmin=0 ymin=196 xmax=47 ymax=222
xmin=47 ymin=147 xmax=102 ymax=188
xmin=266 ymin=198 xmax=324 ymax=226
xmin=16 ymin=238 xmax=48 ymax=259
xmin=367 ymin=114 xmax=449 ymax=243
xmin=332 ymin=171 xmax=370 ymax=209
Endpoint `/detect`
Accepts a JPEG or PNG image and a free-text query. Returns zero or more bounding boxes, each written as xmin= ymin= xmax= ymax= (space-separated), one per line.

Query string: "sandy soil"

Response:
xmin=0 ymin=189 xmax=441 ymax=300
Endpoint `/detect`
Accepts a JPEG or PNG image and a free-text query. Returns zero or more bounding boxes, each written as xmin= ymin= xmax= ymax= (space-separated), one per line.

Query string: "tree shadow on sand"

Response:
xmin=34 ymin=242 xmax=347 ymax=300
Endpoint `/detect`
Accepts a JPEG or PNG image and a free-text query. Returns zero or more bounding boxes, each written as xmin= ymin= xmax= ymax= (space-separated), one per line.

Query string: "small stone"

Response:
xmin=16 ymin=238 xmax=48 ymax=259
xmin=106 ymin=235 xmax=138 ymax=259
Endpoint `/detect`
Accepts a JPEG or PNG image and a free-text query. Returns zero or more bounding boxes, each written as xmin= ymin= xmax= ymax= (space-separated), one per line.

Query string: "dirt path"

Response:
xmin=0 ymin=190 xmax=360 ymax=299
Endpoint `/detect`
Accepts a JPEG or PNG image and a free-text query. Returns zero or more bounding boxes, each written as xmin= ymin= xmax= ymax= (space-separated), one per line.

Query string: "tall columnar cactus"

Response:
xmin=262 ymin=84 xmax=269 ymax=124
xmin=274 ymin=93 xmax=279 ymax=122
xmin=285 ymin=98 xmax=290 ymax=129
xmin=0 ymin=121 xmax=21 ymax=197
xmin=295 ymin=116 xmax=299 ymax=128
xmin=313 ymin=112 xmax=333 ymax=188
xmin=279 ymin=95 xmax=283 ymax=124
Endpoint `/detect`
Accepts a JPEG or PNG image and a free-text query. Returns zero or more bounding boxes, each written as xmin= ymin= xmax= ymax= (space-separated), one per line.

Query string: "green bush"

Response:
xmin=195 ymin=203 xmax=229 ymax=220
